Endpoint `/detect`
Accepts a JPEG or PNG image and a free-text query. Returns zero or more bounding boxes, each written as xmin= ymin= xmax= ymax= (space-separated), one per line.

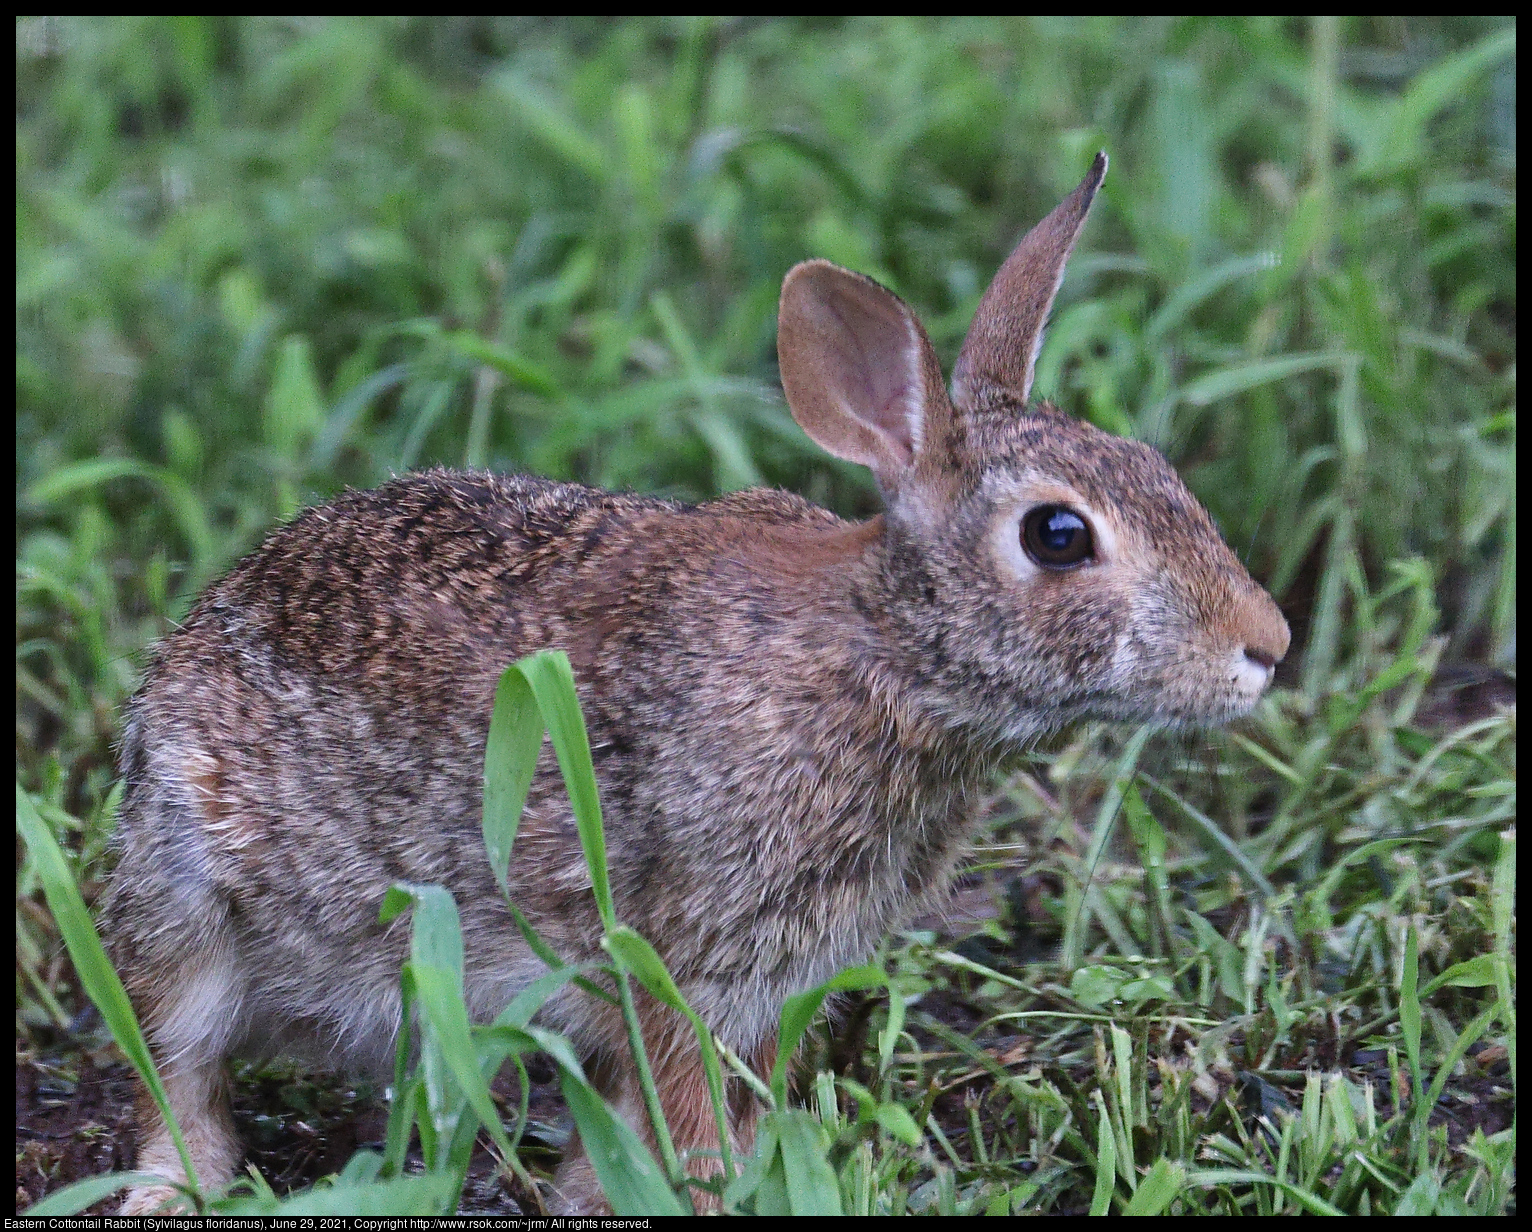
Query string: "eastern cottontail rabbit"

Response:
xmin=105 ymin=153 xmax=1288 ymax=1214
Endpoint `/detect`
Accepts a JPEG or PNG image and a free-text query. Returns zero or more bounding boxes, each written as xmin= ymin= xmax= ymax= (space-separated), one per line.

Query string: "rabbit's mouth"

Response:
xmin=1231 ymin=646 xmax=1279 ymax=697
xmin=1141 ymin=647 xmax=1280 ymax=728
xmin=1045 ymin=646 xmax=1278 ymax=732
xmin=1137 ymin=668 xmax=1276 ymax=728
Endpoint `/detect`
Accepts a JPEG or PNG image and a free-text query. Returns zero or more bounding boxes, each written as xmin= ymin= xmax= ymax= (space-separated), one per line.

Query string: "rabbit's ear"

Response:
xmin=778 ymin=260 xmax=956 ymax=491
xmin=951 ymin=152 xmax=1107 ymax=414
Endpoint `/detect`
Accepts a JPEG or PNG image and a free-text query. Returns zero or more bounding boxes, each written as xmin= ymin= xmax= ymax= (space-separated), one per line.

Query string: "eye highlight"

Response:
xmin=1021 ymin=505 xmax=1094 ymax=569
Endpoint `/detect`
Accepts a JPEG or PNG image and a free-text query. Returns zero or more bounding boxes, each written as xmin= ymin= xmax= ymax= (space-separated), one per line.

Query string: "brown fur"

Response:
xmin=105 ymin=154 xmax=1287 ymax=1214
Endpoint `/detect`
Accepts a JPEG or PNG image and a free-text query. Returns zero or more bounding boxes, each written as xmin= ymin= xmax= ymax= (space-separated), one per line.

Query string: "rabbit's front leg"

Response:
xmin=550 ymin=1007 xmax=775 ymax=1214
xmin=637 ymin=1006 xmax=777 ymax=1212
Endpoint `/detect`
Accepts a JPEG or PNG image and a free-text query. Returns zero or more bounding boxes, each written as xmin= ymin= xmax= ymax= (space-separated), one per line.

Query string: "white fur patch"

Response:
xmin=152 ymin=946 xmax=243 ymax=1066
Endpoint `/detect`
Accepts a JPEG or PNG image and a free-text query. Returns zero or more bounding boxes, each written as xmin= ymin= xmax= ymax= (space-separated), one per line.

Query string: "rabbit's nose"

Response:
xmin=1243 ymin=645 xmax=1278 ymax=671
xmin=1240 ymin=589 xmax=1291 ymax=669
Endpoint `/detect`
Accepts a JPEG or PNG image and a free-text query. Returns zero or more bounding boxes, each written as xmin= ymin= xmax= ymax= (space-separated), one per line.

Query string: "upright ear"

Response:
xmin=778 ymin=259 xmax=955 ymax=492
xmin=950 ymin=152 xmax=1107 ymax=413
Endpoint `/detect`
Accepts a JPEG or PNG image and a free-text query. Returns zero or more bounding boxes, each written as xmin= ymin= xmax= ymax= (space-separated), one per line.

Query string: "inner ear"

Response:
xmin=777 ymin=260 xmax=951 ymax=485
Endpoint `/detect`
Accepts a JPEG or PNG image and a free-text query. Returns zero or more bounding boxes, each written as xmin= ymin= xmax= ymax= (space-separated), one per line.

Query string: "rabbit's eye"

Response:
xmin=1021 ymin=505 xmax=1094 ymax=569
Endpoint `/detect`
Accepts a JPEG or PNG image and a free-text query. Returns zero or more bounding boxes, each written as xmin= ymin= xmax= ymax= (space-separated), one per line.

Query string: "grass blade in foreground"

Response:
xmin=509 ymin=650 xmax=614 ymax=929
xmin=772 ymin=965 xmax=886 ymax=1107
xmin=1121 ymin=1158 xmax=1185 ymax=1216
xmin=561 ymin=1072 xmax=688 ymax=1216
xmin=774 ymin=1110 xmax=844 ymax=1216
xmin=16 ymin=782 xmax=201 ymax=1209
xmin=379 ymin=884 xmax=518 ymax=1196
xmin=482 ymin=665 xmax=543 ymax=897
xmin=222 ymin=1172 xmax=462 ymax=1217
xmin=486 ymin=651 xmax=690 ymax=1208
xmin=1089 ymin=1094 xmax=1116 ymax=1215
xmin=24 ymin=1173 xmax=174 ymax=1217
xmin=606 ymin=924 xmax=736 ymax=1183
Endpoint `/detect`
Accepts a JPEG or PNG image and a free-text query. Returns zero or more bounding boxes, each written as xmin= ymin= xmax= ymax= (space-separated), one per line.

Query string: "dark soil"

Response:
xmin=16 ymin=1047 xmax=138 ymax=1213
xmin=15 ymin=1040 xmax=565 ymax=1215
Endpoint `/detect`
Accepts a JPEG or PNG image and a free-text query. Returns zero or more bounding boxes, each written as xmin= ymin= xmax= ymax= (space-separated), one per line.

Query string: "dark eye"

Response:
xmin=1021 ymin=505 xmax=1094 ymax=569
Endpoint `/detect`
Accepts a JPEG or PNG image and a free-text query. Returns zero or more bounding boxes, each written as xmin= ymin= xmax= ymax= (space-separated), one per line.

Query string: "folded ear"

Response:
xmin=951 ymin=151 xmax=1107 ymax=414
xmin=777 ymin=259 xmax=955 ymax=492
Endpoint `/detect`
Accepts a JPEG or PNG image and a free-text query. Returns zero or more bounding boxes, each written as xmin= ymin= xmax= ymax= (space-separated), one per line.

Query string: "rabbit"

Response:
xmin=103 ymin=151 xmax=1289 ymax=1215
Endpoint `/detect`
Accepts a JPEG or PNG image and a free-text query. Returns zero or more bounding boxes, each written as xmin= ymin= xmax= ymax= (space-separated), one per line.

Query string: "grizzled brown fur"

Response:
xmin=105 ymin=153 xmax=1288 ymax=1214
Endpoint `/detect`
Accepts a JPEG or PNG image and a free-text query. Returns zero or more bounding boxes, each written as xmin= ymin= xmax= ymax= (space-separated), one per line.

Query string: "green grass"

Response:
xmin=16 ymin=16 xmax=1516 ymax=1216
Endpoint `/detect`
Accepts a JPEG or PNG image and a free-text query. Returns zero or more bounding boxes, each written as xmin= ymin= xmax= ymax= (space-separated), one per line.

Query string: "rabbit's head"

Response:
xmin=778 ymin=153 xmax=1289 ymax=743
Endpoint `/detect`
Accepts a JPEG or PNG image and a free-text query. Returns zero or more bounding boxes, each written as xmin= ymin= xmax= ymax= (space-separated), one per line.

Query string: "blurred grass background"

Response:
xmin=16 ymin=16 xmax=1515 ymax=1018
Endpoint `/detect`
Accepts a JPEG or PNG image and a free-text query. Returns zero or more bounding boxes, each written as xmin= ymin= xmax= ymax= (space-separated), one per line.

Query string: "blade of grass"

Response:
xmin=776 ymin=1110 xmax=844 ymax=1216
xmin=1399 ymin=924 xmax=1427 ymax=1172
xmin=24 ymin=1173 xmax=178 ymax=1217
xmin=1064 ymin=724 xmax=1153 ymax=971
xmin=560 ymin=1070 xmax=688 ymax=1216
xmin=507 ymin=651 xmax=684 ymax=1195
xmin=771 ymin=964 xmax=886 ymax=1107
xmin=1139 ymin=774 xmax=1278 ymax=898
xmin=1489 ymin=830 xmax=1515 ymax=1094
xmin=1089 ymin=1093 xmax=1117 ymax=1215
xmin=482 ymin=664 xmax=543 ymax=898
xmin=16 ymin=783 xmax=201 ymax=1201
xmin=606 ymin=924 xmax=735 ymax=1182
xmin=379 ymin=883 xmax=517 ymax=1194
xmin=512 ymin=651 xmax=613 ymax=930
xmin=221 ymin=1170 xmax=462 ymax=1217
xmin=1186 ymin=1170 xmax=1345 ymax=1216
xmin=1121 ymin=1157 xmax=1185 ymax=1215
